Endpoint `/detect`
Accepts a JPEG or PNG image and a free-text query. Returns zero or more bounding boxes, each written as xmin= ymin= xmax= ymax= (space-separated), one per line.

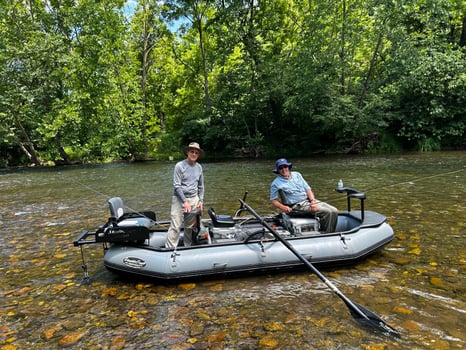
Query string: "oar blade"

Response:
xmin=345 ymin=300 xmax=400 ymax=338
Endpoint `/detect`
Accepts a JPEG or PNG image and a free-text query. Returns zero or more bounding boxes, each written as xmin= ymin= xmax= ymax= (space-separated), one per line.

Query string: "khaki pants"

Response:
xmin=293 ymin=200 xmax=338 ymax=233
xmin=165 ymin=195 xmax=200 ymax=248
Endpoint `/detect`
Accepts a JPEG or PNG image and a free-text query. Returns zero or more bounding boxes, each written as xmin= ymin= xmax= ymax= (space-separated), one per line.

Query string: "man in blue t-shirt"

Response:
xmin=270 ymin=158 xmax=338 ymax=233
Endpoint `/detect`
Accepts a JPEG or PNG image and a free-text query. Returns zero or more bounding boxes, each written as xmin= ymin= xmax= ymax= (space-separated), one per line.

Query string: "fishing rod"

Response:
xmin=363 ymin=167 xmax=464 ymax=193
xmin=67 ymin=165 xmax=464 ymax=217
xmin=65 ymin=175 xmax=160 ymax=223
xmin=315 ymin=167 xmax=465 ymax=206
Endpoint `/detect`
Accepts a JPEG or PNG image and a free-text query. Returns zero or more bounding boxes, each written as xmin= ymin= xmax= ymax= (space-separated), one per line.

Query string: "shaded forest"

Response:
xmin=1 ymin=0 xmax=465 ymax=167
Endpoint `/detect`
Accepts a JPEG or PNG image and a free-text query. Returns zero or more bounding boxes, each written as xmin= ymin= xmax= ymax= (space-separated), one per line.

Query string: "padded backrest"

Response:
xmin=207 ymin=207 xmax=235 ymax=227
xmin=108 ymin=197 xmax=125 ymax=219
xmin=208 ymin=207 xmax=216 ymax=221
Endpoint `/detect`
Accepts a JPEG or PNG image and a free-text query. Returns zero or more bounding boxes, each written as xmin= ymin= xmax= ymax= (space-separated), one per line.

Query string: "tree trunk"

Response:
xmin=359 ymin=30 xmax=383 ymax=108
xmin=140 ymin=2 xmax=153 ymax=160
xmin=460 ymin=13 xmax=466 ymax=47
xmin=12 ymin=112 xmax=43 ymax=166
xmin=339 ymin=0 xmax=347 ymax=95
xmin=55 ymin=133 xmax=72 ymax=164
xmin=195 ymin=10 xmax=212 ymax=114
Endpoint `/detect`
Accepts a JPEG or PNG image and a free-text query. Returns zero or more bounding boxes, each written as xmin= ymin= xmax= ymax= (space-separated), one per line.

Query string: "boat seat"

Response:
xmin=108 ymin=197 xmax=156 ymax=228
xmin=108 ymin=196 xmax=125 ymax=219
xmin=208 ymin=207 xmax=235 ymax=227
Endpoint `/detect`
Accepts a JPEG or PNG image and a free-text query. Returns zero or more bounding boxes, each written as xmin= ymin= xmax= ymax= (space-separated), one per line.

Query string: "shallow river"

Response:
xmin=1 ymin=151 xmax=465 ymax=349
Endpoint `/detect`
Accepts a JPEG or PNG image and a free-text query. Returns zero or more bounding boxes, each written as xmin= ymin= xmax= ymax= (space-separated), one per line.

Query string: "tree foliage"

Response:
xmin=0 ymin=0 xmax=464 ymax=166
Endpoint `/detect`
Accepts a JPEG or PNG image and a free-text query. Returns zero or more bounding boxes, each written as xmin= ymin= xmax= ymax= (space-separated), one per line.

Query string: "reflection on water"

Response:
xmin=1 ymin=152 xmax=465 ymax=349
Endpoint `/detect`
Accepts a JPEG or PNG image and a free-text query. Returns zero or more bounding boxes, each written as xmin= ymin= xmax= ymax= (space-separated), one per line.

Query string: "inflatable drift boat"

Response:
xmin=73 ymin=188 xmax=394 ymax=282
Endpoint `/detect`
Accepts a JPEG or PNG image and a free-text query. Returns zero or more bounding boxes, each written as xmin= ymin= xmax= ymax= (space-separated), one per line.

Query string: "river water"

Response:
xmin=1 ymin=151 xmax=465 ymax=349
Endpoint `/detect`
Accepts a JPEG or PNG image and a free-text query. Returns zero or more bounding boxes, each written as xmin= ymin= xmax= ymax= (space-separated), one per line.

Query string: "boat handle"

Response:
xmin=213 ymin=262 xmax=228 ymax=269
xmin=340 ymin=233 xmax=350 ymax=249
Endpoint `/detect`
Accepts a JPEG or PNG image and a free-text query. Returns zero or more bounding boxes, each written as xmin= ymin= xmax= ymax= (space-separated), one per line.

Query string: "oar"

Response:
xmin=240 ymin=199 xmax=400 ymax=338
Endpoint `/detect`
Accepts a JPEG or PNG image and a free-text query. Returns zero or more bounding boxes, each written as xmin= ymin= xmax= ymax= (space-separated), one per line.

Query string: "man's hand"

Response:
xmin=183 ymin=201 xmax=192 ymax=212
xmin=283 ymin=206 xmax=292 ymax=213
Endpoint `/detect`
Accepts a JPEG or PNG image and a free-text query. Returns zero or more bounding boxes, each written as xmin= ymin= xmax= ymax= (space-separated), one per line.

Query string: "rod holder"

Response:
xmin=335 ymin=187 xmax=366 ymax=221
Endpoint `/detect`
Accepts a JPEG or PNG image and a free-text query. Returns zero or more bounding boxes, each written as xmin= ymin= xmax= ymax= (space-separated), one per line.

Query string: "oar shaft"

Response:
xmin=239 ymin=200 xmax=400 ymax=337
xmin=241 ymin=200 xmax=370 ymax=319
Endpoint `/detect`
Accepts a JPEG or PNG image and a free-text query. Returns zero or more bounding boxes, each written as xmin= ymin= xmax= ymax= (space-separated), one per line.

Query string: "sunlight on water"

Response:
xmin=0 ymin=152 xmax=465 ymax=349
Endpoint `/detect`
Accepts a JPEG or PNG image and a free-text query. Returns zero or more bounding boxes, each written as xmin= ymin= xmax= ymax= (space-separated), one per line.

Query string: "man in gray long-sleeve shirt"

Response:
xmin=165 ymin=142 xmax=205 ymax=248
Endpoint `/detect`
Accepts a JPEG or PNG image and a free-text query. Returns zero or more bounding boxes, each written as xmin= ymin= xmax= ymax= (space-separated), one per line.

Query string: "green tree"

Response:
xmin=379 ymin=0 xmax=466 ymax=150
xmin=0 ymin=0 xmax=132 ymax=165
xmin=1 ymin=1 xmax=52 ymax=166
xmin=1 ymin=0 xmax=465 ymax=167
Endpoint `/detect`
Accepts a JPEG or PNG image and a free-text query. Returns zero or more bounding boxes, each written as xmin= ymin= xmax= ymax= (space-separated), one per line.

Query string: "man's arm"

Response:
xmin=271 ymin=198 xmax=292 ymax=213
xmin=305 ymin=188 xmax=318 ymax=211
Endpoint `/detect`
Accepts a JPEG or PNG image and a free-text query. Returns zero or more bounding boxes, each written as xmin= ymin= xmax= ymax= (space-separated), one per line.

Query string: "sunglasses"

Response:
xmin=279 ymin=165 xmax=288 ymax=170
